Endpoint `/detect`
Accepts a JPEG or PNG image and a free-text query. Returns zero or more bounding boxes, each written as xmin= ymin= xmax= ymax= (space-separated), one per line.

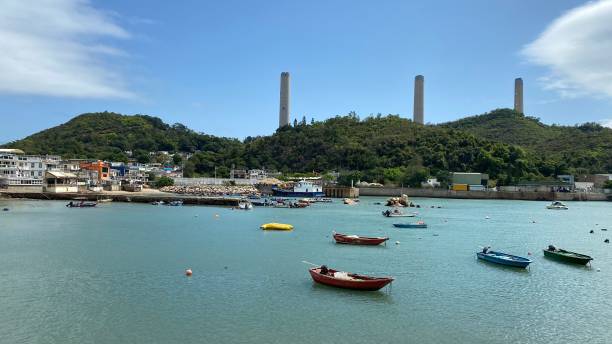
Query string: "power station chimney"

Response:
xmin=279 ymin=72 xmax=290 ymax=127
xmin=514 ymin=78 xmax=523 ymax=114
xmin=413 ymin=75 xmax=424 ymax=124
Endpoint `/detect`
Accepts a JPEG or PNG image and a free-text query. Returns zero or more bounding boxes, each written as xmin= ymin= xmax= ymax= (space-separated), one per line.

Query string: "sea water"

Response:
xmin=1 ymin=198 xmax=611 ymax=343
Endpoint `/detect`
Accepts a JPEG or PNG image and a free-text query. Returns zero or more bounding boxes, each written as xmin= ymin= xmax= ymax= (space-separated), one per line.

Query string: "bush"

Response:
xmin=604 ymin=180 xmax=612 ymax=189
xmin=156 ymin=176 xmax=174 ymax=188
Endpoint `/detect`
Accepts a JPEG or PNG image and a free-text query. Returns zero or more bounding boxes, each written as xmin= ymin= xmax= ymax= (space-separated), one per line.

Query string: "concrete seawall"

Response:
xmin=359 ymin=187 xmax=611 ymax=201
xmin=0 ymin=192 xmax=241 ymax=206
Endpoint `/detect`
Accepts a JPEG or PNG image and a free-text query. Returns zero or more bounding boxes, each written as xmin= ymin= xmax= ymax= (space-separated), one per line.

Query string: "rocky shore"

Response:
xmin=160 ymin=184 xmax=259 ymax=196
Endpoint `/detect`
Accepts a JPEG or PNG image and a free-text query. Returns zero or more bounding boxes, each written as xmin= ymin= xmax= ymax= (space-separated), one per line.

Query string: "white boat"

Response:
xmin=546 ymin=201 xmax=568 ymax=210
xmin=382 ymin=208 xmax=415 ymax=217
xmin=238 ymin=200 xmax=253 ymax=210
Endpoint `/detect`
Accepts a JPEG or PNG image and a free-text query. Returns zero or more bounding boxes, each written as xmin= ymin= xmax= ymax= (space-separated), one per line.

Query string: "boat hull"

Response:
xmin=260 ymin=223 xmax=294 ymax=231
xmin=543 ymin=249 xmax=592 ymax=265
xmin=333 ymin=233 xmax=388 ymax=246
xmin=477 ymin=251 xmax=532 ymax=268
xmin=308 ymin=268 xmax=393 ymax=291
xmin=393 ymin=223 xmax=427 ymax=228
xmin=273 ymin=190 xmax=325 ymax=197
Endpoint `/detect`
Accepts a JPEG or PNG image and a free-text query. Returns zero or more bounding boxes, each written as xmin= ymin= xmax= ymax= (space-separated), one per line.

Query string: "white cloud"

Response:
xmin=600 ymin=119 xmax=612 ymax=128
xmin=522 ymin=0 xmax=612 ymax=98
xmin=0 ymin=0 xmax=134 ymax=98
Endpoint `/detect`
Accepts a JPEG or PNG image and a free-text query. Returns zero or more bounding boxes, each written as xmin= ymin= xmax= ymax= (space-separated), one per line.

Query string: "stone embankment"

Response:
xmin=359 ymin=187 xmax=611 ymax=201
xmin=160 ymin=184 xmax=259 ymax=196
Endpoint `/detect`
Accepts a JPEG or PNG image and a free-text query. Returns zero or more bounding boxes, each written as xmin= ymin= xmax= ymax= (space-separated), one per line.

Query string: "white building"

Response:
xmin=44 ymin=171 xmax=78 ymax=193
xmin=0 ymin=149 xmax=45 ymax=192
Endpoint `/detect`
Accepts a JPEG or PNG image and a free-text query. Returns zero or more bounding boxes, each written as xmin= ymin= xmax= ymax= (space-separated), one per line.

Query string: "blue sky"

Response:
xmin=1 ymin=0 xmax=612 ymax=143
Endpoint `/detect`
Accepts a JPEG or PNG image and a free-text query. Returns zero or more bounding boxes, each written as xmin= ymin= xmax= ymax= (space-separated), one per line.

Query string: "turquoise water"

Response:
xmin=1 ymin=198 xmax=611 ymax=344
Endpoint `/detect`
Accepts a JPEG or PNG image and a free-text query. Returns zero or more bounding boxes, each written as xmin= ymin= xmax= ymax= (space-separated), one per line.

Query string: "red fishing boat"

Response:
xmin=308 ymin=267 xmax=393 ymax=291
xmin=333 ymin=232 xmax=389 ymax=246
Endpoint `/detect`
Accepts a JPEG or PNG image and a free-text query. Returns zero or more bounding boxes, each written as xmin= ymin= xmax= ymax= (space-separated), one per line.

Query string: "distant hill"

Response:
xmin=3 ymin=112 xmax=242 ymax=163
xmin=440 ymin=108 xmax=612 ymax=174
xmin=3 ymin=109 xmax=610 ymax=185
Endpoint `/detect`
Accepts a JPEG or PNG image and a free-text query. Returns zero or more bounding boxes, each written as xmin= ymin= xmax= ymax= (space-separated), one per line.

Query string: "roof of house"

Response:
xmin=45 ymin=171 xmax=78 ymax=178
xmin=0 ymin=148 xmax=25 ymax=154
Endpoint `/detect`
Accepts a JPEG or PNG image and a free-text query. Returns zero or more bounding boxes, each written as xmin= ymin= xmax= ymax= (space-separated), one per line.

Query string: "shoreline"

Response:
xmin=359 ymin=186 xmax=611 ymax=202
xmin=0 ymin=191 xmax=241 ymax=207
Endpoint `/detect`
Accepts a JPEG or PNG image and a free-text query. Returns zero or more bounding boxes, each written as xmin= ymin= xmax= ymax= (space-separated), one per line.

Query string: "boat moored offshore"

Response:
xmin=272 ymin=180 xmax=325 ymax=197
xmin=546 ymin=201 xmax=568 ymax=210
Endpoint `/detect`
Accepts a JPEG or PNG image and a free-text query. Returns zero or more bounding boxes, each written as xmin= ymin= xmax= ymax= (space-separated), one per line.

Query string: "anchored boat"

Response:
xmin=272 ymin=180 xmax=325 ymax=197
xmin=543 ymin=245 xmax=593 ymax=265
xmin=308 ymin=266 xmax=393 ymax=291
xmin=393 ymin=221 xmax=427 ymax=228
xmin=546 ymin=201 xmax=568 ymax=210
xmin=333 ymin=232 xmax=388 ymax=246
xmin=260 ymin=223 xmax=294 ymax=231
xmin=382 ymin=209 xmax=415 ymax=217
xmin=477 ymin=249 xmax=532 ymax=268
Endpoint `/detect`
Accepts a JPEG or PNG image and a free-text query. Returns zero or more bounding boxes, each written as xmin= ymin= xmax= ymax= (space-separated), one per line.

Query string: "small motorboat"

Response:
xmin=393 ymin=221 xmax=427 ymax=228
xmin=333 ymin=232 xmax=389 ymax=246
xmin=313 ymin=198 xmax=333 ymax=203
xmin=237 ymin=200 xmax=253 ymax=210
xmin=260 ymin=223 xmax=294 ymax=231
xmin=151 ymin=200 xmax=165 ymax=205
xmin=543 ymin=245 xmax=593 ymax=265
xmin=382 ymin=209 xmax=415 ymax=217
xmin=308 ymin=266 xmax=393 ymax=291
xmin=343 ymin=198 xmax=356 ymax=205
xmin=66 ymin=200 xmax=97 ymax=208
xmin=166 ymin=200 xmax=183 ymax=206
xmin=476 ymin=248 xmax=532 ymax=268
xmin=546 ymin=201 xmax=568 ymax=210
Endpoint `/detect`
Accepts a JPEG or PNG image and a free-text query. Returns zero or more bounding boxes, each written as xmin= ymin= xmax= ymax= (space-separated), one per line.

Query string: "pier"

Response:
xmin=0 ymin=191 xmax=241 ymax=206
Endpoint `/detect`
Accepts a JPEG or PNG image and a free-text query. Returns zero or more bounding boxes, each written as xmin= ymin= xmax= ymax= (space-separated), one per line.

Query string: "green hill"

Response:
xmin=440 ymin=108 xmax=612 ymax=174
xmin=3 ymin=112 xmax=242 ymax=164
xmin=3 ymin=110 xmax=610 ymax=186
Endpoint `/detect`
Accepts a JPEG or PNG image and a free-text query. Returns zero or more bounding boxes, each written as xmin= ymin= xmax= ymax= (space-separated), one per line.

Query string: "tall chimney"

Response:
xmin=413 ymin=75 xmax=424 ymax=124
xmin=514 ymin=78 xmax=523 ymax=113
xmin=279 ymin=72 xmax=290 ymax=127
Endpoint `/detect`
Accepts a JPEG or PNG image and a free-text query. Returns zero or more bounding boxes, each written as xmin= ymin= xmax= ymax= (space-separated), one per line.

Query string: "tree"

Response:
xmin=156 ymin=176 xmax=174 ymax=188
xmin=604 ymin=180 xmax=612 ymax=189
xmin=172 ymin=154 xmax=183 ymax=166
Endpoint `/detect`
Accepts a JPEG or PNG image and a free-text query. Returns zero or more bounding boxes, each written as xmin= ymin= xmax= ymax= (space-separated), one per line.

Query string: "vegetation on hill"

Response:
xmin=4 ymin=112 xmax=241 ymax=164
xmin=3 ymin=109 xmax=611 ymax=186
xmin=440 ymin=108 xmax=612 ymax=175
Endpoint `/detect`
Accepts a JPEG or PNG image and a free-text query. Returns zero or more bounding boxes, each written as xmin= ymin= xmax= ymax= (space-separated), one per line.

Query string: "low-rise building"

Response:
xmin=451 ymin=172 xmax=489 ymax=190
xmin=44 ymin=171 xmax=78 ymax=193
xmin=0 ymin=149 xmax=45 ymax=192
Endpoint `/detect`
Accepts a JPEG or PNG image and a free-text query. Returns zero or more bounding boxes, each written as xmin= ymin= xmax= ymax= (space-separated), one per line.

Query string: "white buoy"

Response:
xmin=185 ymin=268 xmax=193 ymax=276
xmin=485 ymin=216 xmax=490 ymax=219
xmin=597 ymin=268 xmax=601 ymax=272
xmin=395 ymin=241 xmax=400 ymax=245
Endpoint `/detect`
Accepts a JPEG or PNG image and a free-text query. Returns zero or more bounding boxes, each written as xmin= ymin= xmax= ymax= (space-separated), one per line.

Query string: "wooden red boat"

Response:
xmin=333 ymin=232 xmax=388 ymax=246
xmin=308 ymin=267 xmax=393 ymax=291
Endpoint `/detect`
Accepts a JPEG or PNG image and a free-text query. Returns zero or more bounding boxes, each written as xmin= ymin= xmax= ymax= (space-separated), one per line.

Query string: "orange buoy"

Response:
xmin=185 ymin=268 xmax=193 ymax=276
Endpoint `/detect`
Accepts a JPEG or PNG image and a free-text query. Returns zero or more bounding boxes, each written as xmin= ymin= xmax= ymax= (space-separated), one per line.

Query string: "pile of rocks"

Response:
xmin=386 ymin=194 xmax=410 ymax=207
xmin=160 ymin=184 xmax=260 ymax=196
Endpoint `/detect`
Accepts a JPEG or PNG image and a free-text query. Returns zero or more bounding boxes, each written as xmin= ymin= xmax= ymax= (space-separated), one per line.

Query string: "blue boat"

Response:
xmin=393 ymin=221 xmax=427 ymax=228
xmin=476 ymin=250 xmax=532 ymax=268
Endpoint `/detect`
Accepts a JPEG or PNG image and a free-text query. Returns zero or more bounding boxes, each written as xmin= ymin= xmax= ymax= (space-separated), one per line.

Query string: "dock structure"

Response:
xmin=0 ymin=191 xmax=241 ymax=207
xmin=413 ymin=75 xmax=424 ymax=124
xmin=323 ymin=186 xmax=359 ymax=198
xmin=279 ymin=72 xmax=290 ymax=128
xmin=514 ymin=78 xmax=523 ymax=113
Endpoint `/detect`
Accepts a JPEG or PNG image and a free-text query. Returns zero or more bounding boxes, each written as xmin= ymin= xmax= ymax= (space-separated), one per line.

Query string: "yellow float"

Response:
xmin=260 ymin=223 xmax=294 ymax=231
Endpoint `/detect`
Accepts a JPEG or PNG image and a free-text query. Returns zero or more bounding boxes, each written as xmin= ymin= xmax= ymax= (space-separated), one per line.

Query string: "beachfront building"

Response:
xmin=0 ymin=149 xmax=45 ymax=192
xmin=451 ymin=172 xmax=489 ymax=191
xmin=80 ymin=161 xmax=110 ymax=183
xmin=44 ymin=171 xmax=78 ymax=193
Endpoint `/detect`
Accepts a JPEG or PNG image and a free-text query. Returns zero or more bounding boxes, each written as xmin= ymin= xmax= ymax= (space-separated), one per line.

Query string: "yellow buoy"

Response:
xmin=260 ymin=223 xmax=294 ymax=231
